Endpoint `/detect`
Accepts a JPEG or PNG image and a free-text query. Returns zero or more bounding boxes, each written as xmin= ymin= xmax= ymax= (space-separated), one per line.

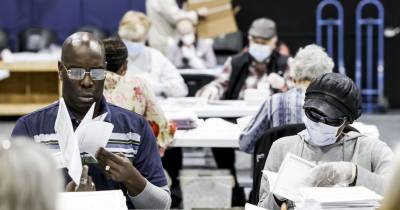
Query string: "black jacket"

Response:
xmin=224 ymin=51 xmax=289 ymax=100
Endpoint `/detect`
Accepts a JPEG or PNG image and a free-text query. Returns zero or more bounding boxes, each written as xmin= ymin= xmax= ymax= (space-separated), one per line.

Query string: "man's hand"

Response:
xmin=306 ymin=162 xmax=356 ymax=187
xmin=96 ymin=147 xmax=146 ymax=196
xmin=65 ymin=165 xmax=96 ymax=192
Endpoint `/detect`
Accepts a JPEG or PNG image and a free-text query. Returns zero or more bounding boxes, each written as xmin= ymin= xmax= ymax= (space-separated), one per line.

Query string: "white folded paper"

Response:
xmin=0 ymin=69 xmax=10 ymax=80
xmin=262 ymin=153 xmax=316 ymax=202
xmin=54 ymin=98 xmax=114 ymax=185
xmin=57 ymin=190 xmax=128 ymax=210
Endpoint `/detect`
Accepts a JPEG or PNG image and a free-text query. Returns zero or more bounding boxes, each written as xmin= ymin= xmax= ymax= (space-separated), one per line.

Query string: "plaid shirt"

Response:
xmin=239 ymin=87 xmax=306 ymax=153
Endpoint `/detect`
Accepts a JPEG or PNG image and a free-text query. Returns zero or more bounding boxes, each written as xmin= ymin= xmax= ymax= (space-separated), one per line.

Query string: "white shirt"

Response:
xmin=126 ymin=46 xmax=188 ymax=97
xmin=146 ymin=0 xmax=197 ymax=53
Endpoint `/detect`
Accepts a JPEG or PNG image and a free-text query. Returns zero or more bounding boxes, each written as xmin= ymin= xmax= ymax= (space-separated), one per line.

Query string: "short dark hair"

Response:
xmin=102 ymin=37 xmax=127 ymax=73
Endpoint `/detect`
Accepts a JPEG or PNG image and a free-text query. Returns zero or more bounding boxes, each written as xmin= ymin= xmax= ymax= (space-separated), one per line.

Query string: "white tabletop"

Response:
xmin=172 ymin=129 xmax=240 ymax=148
xmin=160 ymin=98 xmax=261 ymax=118
xmin=170 ymin=118 xmax=250 ymax=148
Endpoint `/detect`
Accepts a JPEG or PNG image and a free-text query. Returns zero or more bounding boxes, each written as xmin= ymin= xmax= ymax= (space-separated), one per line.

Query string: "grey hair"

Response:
xmin=0 ymin=138 xmax=63 ymax=210
xmin=290 ymin=44 xmax=334 ymax=81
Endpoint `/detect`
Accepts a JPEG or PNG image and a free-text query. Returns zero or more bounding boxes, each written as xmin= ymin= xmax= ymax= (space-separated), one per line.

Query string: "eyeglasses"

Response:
xmin=305 ymin=108 xmax=345 ymax=127
xmin=61 ymin=62 xmax=106 ymax=80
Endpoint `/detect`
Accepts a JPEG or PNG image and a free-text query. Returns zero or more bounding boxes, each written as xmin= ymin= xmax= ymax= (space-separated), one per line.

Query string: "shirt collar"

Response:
xmin=67 ymin=96 xmax=112 ymax=123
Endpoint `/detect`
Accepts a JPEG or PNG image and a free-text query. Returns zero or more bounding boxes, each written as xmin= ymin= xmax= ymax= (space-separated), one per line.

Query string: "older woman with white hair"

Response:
xmin=239 ymin=44 xmax=334 ymax=153
xmin=118 ymin=10 xmax=188 ymax=97
xmin=0 ymin=138 xmax=62 ymax=210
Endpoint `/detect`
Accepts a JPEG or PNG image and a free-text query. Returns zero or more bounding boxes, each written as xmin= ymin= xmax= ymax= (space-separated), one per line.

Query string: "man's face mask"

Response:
xmin=123 ymin=40 xmax=145 ymax=57
xmin=249 ymin=42 xmax=271 ymax=63
xmin=303 ymin=109 xmax=346 ymax=146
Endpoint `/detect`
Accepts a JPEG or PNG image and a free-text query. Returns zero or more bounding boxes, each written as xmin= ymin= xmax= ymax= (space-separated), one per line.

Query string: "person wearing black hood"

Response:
xmin=258 ymin=73 xmax=393 ymax=210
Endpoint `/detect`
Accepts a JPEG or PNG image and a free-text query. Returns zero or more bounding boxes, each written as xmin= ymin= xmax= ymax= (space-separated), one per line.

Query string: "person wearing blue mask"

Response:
xmin=118 ymin=11 xmax=188 ymax=97
xmin=196 ymin=18 xmax=290 ymax=100
xmin=258 ymin=73 xmax=393 ymax=210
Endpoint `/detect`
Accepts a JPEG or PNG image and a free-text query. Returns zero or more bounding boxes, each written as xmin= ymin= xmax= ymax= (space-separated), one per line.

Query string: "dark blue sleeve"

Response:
xmin=11 ymin=117 xmax=33 ymax=138
xmin=133 ymin=118 xmax=168 ymax=187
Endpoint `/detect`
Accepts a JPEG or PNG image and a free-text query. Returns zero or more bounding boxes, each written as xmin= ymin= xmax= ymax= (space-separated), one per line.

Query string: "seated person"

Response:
xmin=239 ymin=44 xmax=334 ymax=153
xmin=258 ymin=73 xmax=393 ymax=210
xmin=118 ymin=10 xmax=188 ymax=97
xmin=166 ymin=17 xmax=216 ymax=69
xmin=196 ymin=17 xmax=290 ymax=100
xmin=0 ymin=138 xmax=62 ymax=210
xmin=11 ymin=32 xmax=171 ymax=209
xmin=102 ymin=37 xmax=175 ymax=156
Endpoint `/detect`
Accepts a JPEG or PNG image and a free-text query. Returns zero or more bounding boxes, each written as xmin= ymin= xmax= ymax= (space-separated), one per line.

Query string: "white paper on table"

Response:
xmin=54 ymin=98 xmax=83 ymax=185
xmin=57 ymin=190 xmax=128 ymax=210
xmin=0 ymin=69 xmax=10 ymax=80
xmin=244 ymin=203 xmax=268 ymax=210
xmin=76 ymin=121 xmax=114 ymax=157
xmin=271 ymin=153 xmax=316 ymax=202
xmin=300 ymin=186 xmax=382 ymax=208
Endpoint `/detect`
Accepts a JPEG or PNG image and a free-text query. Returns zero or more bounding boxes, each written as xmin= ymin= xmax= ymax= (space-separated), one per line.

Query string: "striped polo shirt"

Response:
xmin=11 ymin=97 xmax=167 ymax=192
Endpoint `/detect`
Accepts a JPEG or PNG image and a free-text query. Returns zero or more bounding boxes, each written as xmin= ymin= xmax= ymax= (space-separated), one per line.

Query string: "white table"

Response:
xmin=172 ymin=129 xmax=240 ymax=148
xmin=160 ymin=98 xmax=261 ymax=118
xmin=170 ymin=118 xmax=250 ymax=148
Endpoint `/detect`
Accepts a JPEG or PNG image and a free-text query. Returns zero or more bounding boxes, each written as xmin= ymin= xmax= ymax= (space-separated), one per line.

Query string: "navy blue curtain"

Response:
xmin=0 ymin=0 xmax=146 ymax=50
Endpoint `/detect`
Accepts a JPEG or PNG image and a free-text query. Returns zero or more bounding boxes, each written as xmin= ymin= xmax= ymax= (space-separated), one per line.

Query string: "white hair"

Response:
xmin=290 ymin=44 xmax=334 ymax=81
xmin=0 ymin=138 xmax=62 ymax=210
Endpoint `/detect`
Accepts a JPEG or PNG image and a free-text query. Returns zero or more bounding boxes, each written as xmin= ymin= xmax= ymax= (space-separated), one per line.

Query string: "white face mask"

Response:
xmin=249 ymin=42 xmax=271 ymax=62
xmin=123 ymin=40 xmax=145 ymax=57
xmin=303 ymin=116 xmax=343 ymax=146
xmin=181 ymin=33 xmax=196 ymax=46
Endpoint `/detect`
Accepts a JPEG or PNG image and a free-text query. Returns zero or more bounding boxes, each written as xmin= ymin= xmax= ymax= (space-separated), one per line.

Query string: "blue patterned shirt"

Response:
xmin=239 ymin=87 xmax=306 ymax=153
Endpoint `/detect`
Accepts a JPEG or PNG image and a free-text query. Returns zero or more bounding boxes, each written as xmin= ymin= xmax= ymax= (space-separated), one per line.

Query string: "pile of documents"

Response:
xmin=263 ymin=153 xmax=383 ymax=210
xmin=299 ymin=186 xmax=382 ymax=210
xmin=165 ymin=111 xmax=200 ymax=129
xmin=57 ymin=190 xmax=127 ymax=210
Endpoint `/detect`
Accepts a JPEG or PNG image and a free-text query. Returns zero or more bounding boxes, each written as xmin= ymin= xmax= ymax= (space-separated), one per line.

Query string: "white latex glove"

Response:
xmin=267 ymin=73 xmax=286 ymax=89
xmin=306 ymin=162 xmax=356 ymax=187
xmin=196 ymin=86 xmax=220 ymax=100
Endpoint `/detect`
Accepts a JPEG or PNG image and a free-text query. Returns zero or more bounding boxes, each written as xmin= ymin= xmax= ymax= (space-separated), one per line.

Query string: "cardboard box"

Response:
xmin=186 ymin=0 xmax=238 ymax=39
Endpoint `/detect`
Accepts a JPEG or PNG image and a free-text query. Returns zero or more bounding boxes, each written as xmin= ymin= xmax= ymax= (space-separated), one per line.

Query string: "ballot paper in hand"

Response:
xmin=263 ymin=153 xmax=316 ymax=202
xmin=55 ymin=98 xmax=114 ymax=185
xmin=57 ymin=190 xmax=128 ymax=210
xmin=55 ymin=98 xmax=83 ymax=185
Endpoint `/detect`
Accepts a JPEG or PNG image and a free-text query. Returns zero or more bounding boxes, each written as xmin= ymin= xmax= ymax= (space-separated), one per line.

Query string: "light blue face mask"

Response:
xmin=248 ymin=42 xmax=272 ymax=62
xmin=303 ymin=116 xmax=344 ymax=146
xmin=123 ymin=40 xmax=145 ymax=57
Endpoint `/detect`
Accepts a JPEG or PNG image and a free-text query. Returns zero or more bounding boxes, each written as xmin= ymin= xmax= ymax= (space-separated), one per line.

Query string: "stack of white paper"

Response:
xmin=165 ymin=111 xmax=200 ymax=129
xmin=54 ymin=98 xmax=114 ymax=185
xmin=57 ymin=190 xmax=127 ymax=210
xmin=299 ymin=186 xmax=382 ymax=210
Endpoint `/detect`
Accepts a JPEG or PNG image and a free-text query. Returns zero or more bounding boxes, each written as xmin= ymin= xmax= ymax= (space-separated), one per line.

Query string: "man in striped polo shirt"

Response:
xmin=11 ymin=32 xmax=171 ymax=209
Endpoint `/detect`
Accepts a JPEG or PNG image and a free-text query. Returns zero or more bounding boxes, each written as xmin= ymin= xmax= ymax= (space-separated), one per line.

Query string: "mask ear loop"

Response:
xmin=335 ymin=117 xmax=348 ymax=138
